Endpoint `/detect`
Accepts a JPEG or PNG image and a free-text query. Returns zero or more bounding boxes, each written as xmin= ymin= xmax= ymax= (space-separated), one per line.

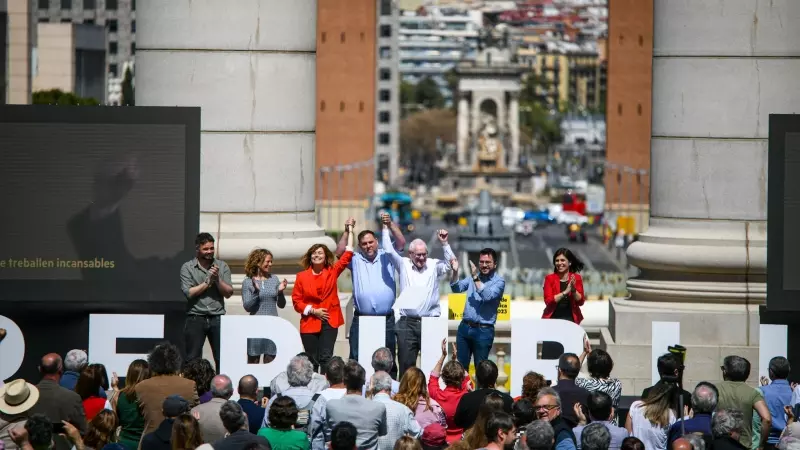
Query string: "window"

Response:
xmin=85 ymin=18 xmax=95 ymax=24
xmin=320 ymin=101 xmax=326 ymax=112
xmin=340 ymin=32 xmax=345 ymax=43
xmin=379 ymin=133 xmax=390 ymax=145
xmin=617 ymin=103 xmax=623 ymax=115
xmin=61 ymin=0 xmax=71 ymax=9
xmin=84 ymin=0 xmax=95 ymax=9
xmin=379 ymin=47 xmax=391 ymax=59
xmin=132 ymin=0 xmax=135 ymax=10
xmin=379 ymin=111 xmax=390 ymax=123
xmin=109 ymin=42 xmax=118 ymax=54
xmin=379 ymin=68 xmax=391 ymax=81
xmin=107 ymin=19 xmax=117 ymax=32
xmin=380 ymin=0 xmax=391 ymax=16
xmin=637 ymin=103 xmax=642 ymax=116
xmin=60 ymin=18 xmax=72 ymax=23
xmin=105 ymin=0 xmax=117 ymax=10
xmin=321 ymin=32 xmax=326 ymax=43
xmin=380 ymin=24 xmax=391 ymax=38
xmin=618 ymin=34 xmax=624 ymax=45
xmin=38 ymin=0 xmax=49 ymax=9
xmin=638 ymin=35 xmax=644 ymax=47
xmin=360 ymin=32 xmax=365 ymax=42
xmin=38 ymin=17 xmax=50 ymax=22
xmin=130 ymin=43 xmax=135 ymax=54
xmin=359 ymin=101 xmax=364 ymax=112
xmin=379 ymin=90 xmax=390 ymax=102
xmin=109 ymin=63 xmax=118 ymax=77
xmin=339 ymin=101 xmax=345 ymax=112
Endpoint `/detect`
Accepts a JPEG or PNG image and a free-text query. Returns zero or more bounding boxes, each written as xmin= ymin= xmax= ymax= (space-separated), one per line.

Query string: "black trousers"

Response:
xmin=184 ymin=315 xmax=221 ymax=373
xmin=395 ymin=316 xmax=422 ymax=378
xmin=301 ymin=320 xmax=338 ymax=374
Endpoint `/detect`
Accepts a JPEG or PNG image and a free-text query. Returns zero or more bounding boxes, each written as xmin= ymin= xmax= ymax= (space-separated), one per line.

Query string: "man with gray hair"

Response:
xmin=263 ymin=354 xmax=321 ymax=432
xmin=59 ymin=350 xmax=105 ymax=398
xmin=581 ymin=423 xmax=611 ymax=450
xmin=680 ymin=434 xmax=706 ymax=450
xmin=211 ymin=400 xmax=270 ymax=450
xmin=711 ymin=409 xmax=745 ymax=450
xmin=534 ymin=387 xmax=576 ymax=450
xmin=668 ymin=382 xmax=717 ymax=445
xmin=383 ymin=227 xmax=456 ymax=376
xmin=520 ymin=420 xmax=554 ymax=450
xmin=361 ymin=348 xmax=400 ymax=396
xmin=191 ymin=374 xmax=234 ymax=443
xmin=370 ymin=371 xmax=421 ymax=449
xmin=270 ymin=352 xmax=329 ymax=396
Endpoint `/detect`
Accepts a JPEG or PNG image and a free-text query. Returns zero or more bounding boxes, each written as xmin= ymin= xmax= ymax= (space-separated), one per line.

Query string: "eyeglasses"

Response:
xmin=535 ymin=405 xmax=559 ymax=411
xmin=412 ymin=252 xmax=428 ymax=258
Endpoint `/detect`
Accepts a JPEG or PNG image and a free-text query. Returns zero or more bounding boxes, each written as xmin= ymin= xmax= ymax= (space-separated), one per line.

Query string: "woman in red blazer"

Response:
xmin=292 ymin=226 xmax=354 ymax=373
xmin=542 ymin=247 xmax=586 ymax=324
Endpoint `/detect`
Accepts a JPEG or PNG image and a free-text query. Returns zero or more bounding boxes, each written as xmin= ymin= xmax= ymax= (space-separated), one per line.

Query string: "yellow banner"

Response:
xmin=448 ymin=293 xmax=511 ymax=321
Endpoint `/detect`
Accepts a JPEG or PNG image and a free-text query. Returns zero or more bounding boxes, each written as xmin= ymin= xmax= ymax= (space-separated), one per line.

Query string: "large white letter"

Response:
xmin=89 ymin=314 xmax=165 ymax=376
xmin=220 ymin=315 xmax=304 ymax=397
xmin=359 ymin=317 xmax=386 ymax=381
xmin=759 ymin=324 xmax=788 ymax=379
xmin=0 ymin=315 xmax=25 ymax=382
xmin=420 ymin=316 xmax=448 ymax=376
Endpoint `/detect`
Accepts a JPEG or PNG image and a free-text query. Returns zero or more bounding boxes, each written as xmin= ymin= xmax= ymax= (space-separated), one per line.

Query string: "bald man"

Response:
xmin=28 ymin=353 xmax=87 ymax=434
xmin=236 ymin=375 xmax=265 ymax=434
xmin=671 ymin=438 xmax=692 ymax=450
xmin=192 ymin=375 xmax=234 ymax=443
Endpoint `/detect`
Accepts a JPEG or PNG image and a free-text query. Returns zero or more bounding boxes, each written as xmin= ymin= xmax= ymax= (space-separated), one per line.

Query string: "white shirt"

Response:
xmin=382 ymin=229 xmax=455 ymax=317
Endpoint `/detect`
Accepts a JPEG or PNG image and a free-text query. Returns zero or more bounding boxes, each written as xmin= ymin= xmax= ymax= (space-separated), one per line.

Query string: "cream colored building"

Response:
xmin=33 ymin=23 xmax=106 ymax=102
xmin=5 ymin=0 xmax=34 ymax=104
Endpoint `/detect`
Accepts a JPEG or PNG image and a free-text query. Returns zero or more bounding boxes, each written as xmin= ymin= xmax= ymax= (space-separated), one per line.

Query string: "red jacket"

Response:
xmin=542 ymin=272 xmax=585 ymax=324
xmin=292 ymin=250 xmax=353 ymax=334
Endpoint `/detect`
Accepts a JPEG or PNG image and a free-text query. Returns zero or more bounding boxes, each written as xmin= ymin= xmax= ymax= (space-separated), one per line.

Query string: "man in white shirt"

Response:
xmin=310 ymin=357 xmax=348 ymax=450
xmin=382 ymin=227 xmax=455 ymax=377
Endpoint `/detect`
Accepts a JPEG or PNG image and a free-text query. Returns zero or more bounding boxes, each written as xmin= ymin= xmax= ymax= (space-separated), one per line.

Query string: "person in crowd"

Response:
xmin=370 ymin=371 xmax=421 ymax=450
xmin=680 ymin=434 xmax=705 ymax=450
xmin=462 ymin=393 xmax=508 ymax=449
xmin=330 ymin=422 xmax=358 ymax=450
xmin=257 ymin=396 xmax=309 ymax=450
xmin=483 ymin=411 xmax=517 ymax=450
xmin=625 ymin=382 xmax=682 ymax=450
xmin=74 ymin=365 xmax=112 ymax=421
xmin=454 ymin=359 xmax=513 ymax=429
xmin=672 ymin=438 xmax=692 ymax=450
xmin=420 ymin=423 xmax=447 ymax=450
xmin=114 ymin=359 xmax=149 ymax=450
xmin=667 ymin=383 xmax=717 ymax=446
xmin=393 ymin=367 xmax=446 ymax=429
xmin=212 ymin=401 xmax=270 ymax=450
xmin=336 ymin=214 xmax=406 ymax=375
xmin=83 ymin=409 xmax=118 ymax=449
xmin=242 ymin=248 xmax=288 ymax=364
xmin=620 ymin=437 xmax=645 ymax=450
xmin=716 ymin=355 xmax=771 ymax=449
xmin=136 ymin=343 xmax=199 ymax=435
xmin=170 ymin=414 xmax=204 ymax=450
xmin=263 ymin=356 xmax=319 ymax=432
xmin=515 ymin=372 xmax=547 ymax=403
xmin=293 ymin=224 xmax=354 ymax=373
xmin=756 ymin=356 xmax=793 ymax=449
xmin=179 ymin=232 xmax=233 ymax=373
xmin=542 ymin=249 xmax=585 ymax=354
xmin=448 ymin=247 xmax=505 ymax=372
xmin=428 ymin=339 xmax=470 ymax=444
xmin=270 ymin=353 xmax=329 ymax=397
xmin=236 ymin=375 xmax=265 ymax=434
xmin=141 ymin=395 xmax=191 ymax=450
xmin=8 ymin=414 xmax=62 ymax=450
xmin=182 ymin=359 xmax=216 ymax=405
xmin=361 ymin=348 xmax=399 ymax=396
xmin=534 ymin=387 xmax=577 ymax=450
xmin=581 ymin=423 xmax=611 ymax=450
xmin=60 ymin=350 xmax=105 ymax=399
xmin=383 ymin=228 xmax=456 ymax=376
xmin=191 ymin=375 xmax=233 ymax=444
xmin=573 ymin=391 xmax=629 ymax=450
xmin=551 ymin=353 xmax=591 ymax=428
xmin=0 ymin=379 xmax=39 ymax=450
xmin=520 ymin=420 xmax=555 ymax=450
xmin=512 ymin=399 xmax=536 ymax=448
xmin=28 ymin=353 xmax=87 ymax=435
xmin=88 ymin=363 xmax=112 ymax=400
xmin=310 ymin=357 xmax=348 ymax=450
xmin=577 ymin=340 xmax=622 ymax=424
xmin=393 ymin=436 xmax=422 ymax=450
xmin=323 ymin=361 xmax=387 ymax=450
xmin=711 ymin=409 xmax=746 ymax=450
xmin=642 ymin=353 xmax=691 ymax=409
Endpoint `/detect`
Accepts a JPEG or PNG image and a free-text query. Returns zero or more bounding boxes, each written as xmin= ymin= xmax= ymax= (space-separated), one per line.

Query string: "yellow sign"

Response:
xmin=448 ymin=293 xmax=511 ymax=321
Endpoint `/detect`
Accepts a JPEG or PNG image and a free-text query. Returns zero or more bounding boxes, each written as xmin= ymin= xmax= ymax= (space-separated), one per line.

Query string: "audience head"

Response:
xmin=394 ymin=435 xmax=423 ymax=450
xmin=370 ymin=371 xmax=394 ymax=396
xmin=587 ymin=391 xmax=614 ymax=421
xmin=464 ymin=393 xmax=507 ymax=447
xmin=672 ymin=438 xmax=692 ymax=450
xmin=219 ymin=400 xmax=247 ymax=433
xmin=513 ymin=398 xmax=536 ymax=429
xmin=691 ymin=383 xmax=718 ymax=414
xmin=330 ymin=421 xmax=358 ymax=450
xmin=534 ymin=387 xmax=562 ymax=422
xmin=484 ymin=411 xmax=516 ymax=447
xmin=371 ymin=348 xmax=394 ymax=373
xmin=181 ymin=358 xmax=216 ymax=396
xmin=148 ymin=342 xmax=183 ymax=376
xmin=88 ymin=363 xmax=110 ymax=391
xmin=712 ymin=408 xmax=744 ymax=440
xmin=83 ymin=409 xmax=118 ymax=449
xmin=171 ymin=414 xmax=203 ymax=450
xmin=524 ymin=420 xmax=554 ymax=450
xmin=587 ymin=349 xmax=614 ymax=379
xmin=420 ymin=423 xmax=447 ymax=449
xmin=769 ymin=356 xmax=791 ymax=381
xmin=325 ymin=357 xmax=345 ymax=385
xmin=210 ymin=375 xmax=234 ymax=399
xmin=237 ymin=375 xmax=259 ymax=399
xmin=721 ymin=356 xmax=751 ymax=382
xmin=343 ymin=360 xmax=366 ymax=391
xmin=24 ymin=414 xmax=53 ymax=450
xmin=39 ymin=353 xmax=63 ymax=378
xmin=476 ymin=359 xmax=499 ymax=388
xmin=621 ymin=437 xmax=645 ymax=450
xmin=75 ymin=365 xmax=104 ymax=401
xmin=162 ymin=395 xmax=190 ymax=419
xmin=268 ymin=396 xmax=299 ymax=431
xmin=656 ymin=353 xmax=682 ymax=381
xmin=521 ymin=371 xmax=547 ymax=400
xmin=0 ymin=379 xmax=39 ymax=416
xmin=287 ymin=355 xmax=314 ymax=387
xmin=441 ymin=360 xmax=465 ymax=389
xmin=64 ymin=349 xmax=88 ymax=373
xmin=557 ymin=353 xmax=581 ymax=380
xmin=396 ymin=367 xmax=430 ymax=407
xmin=121 ymin=359 xmax=150 ymax=396
xmin=581 ymin=422 xmax=611 ymax=450
xmin=682 ymin=434 xmax=706 ymax=450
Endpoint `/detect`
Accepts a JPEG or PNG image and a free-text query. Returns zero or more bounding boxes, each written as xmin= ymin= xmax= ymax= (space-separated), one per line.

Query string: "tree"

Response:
xmin=518 ymin=74 xmax=561 ymax=153
xmin=400 ymin=81 xmax=417 ymax=118
xmin=415 ymin=77 xmax=445 ymax=109
xmin=399 ymin=108 xmax=456 ymax=165
xmin=121 ymin=66 xmax=135 ymax=106
xmin=32 ymin=89 xmax=99 ymax=105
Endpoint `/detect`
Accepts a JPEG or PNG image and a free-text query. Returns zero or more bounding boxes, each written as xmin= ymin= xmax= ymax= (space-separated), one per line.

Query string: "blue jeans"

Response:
xmin=456 ymin=320 xmax=495 ymax=371
xmin=349 ymin=312 xmax=397 ymax=378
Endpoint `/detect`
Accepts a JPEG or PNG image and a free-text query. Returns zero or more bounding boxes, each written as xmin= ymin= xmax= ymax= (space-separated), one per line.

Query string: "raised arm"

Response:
xmin=382 ymin=223 xmax=404 ymax=267
xmin=435 ymin=229 xmax=455 ymax=277
xmin=332 ymin=225 xmax=355 ymax=276
xmin=334 ymin=218 xmax=355 ymax=257
xmin=388 ymin=220 xmax=407 ymax=252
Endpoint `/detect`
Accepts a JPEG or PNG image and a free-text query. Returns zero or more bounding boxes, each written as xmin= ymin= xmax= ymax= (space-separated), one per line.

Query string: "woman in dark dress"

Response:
xmin=541 ymin=247 xmax=586 ymax=359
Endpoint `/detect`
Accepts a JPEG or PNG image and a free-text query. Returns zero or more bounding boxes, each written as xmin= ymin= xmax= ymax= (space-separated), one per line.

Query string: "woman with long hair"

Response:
xmin=626 ymin=382 xmax=684 ymax=450
xmin=115 ymin=359 xmax=150 ymax=450
xmin=541 ymin=248 xmax=586 ymax=359
xmin=75 ymin=365 xmax=112 ymax=421
xmin=171 ymin=413 xmax=204 ymax=450
xmin=181 ymin=358 xmax=215 ymax=404
xmin=83 ymin=409 xmax=119 ymax=449
xmin=394 ymin=367 xmax=447 ymax=429
xmin=292 ymin=226 xmax=354 ymax=373
xmin=242 ymin=248 xmax=288 ymax=364
xmin=462 ymin=393 xmax=507 ymax=449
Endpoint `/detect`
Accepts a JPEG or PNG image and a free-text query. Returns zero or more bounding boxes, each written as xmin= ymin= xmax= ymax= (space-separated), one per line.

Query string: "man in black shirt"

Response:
xmin=454 ymin=359 xmax=513 ymax=429
xmin=552 ymin=353 xmax=590 ymax=428
xmin=641 ymin=353 xmax=692 ymax=409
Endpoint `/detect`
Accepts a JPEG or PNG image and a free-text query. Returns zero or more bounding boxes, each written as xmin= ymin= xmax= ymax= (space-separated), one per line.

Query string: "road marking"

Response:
xmin=576 ymin=249 xmax=595 ymax=271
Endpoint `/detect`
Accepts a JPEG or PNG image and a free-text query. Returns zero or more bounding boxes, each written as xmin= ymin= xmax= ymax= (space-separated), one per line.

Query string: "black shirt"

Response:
xmin=453 ymin=388 xmax=514 ymax=429
xmin=552 ymin=379 xmax=591 ymax=428
xmin=552 ymin=281 xmax=574 ymax=321
xmin=641 ymin=380 xmax=692 ymax=412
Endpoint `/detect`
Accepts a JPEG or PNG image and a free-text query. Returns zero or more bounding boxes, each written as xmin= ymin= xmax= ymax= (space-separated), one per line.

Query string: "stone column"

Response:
xmin=508 ymin=93 xmax=520 ymax=171
xmin=470 ymin=96 xmax=482 ymax=168
xmin=604 ymin=0 xmax=795 ymax=393
xmin=457 ymin=95 xmax=470 ymax=169
xmin=495 ymin=94 xmax=506 ymax=169
xmin=136 ymin=0 xmax=334 ymax=282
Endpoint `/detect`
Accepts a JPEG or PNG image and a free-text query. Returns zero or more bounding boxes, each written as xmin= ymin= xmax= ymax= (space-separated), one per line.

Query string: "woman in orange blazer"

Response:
xmin=292 ymin=225 xmax=354 ymax=373
xmin=542 ymin=247 xmax=586 ymax=324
